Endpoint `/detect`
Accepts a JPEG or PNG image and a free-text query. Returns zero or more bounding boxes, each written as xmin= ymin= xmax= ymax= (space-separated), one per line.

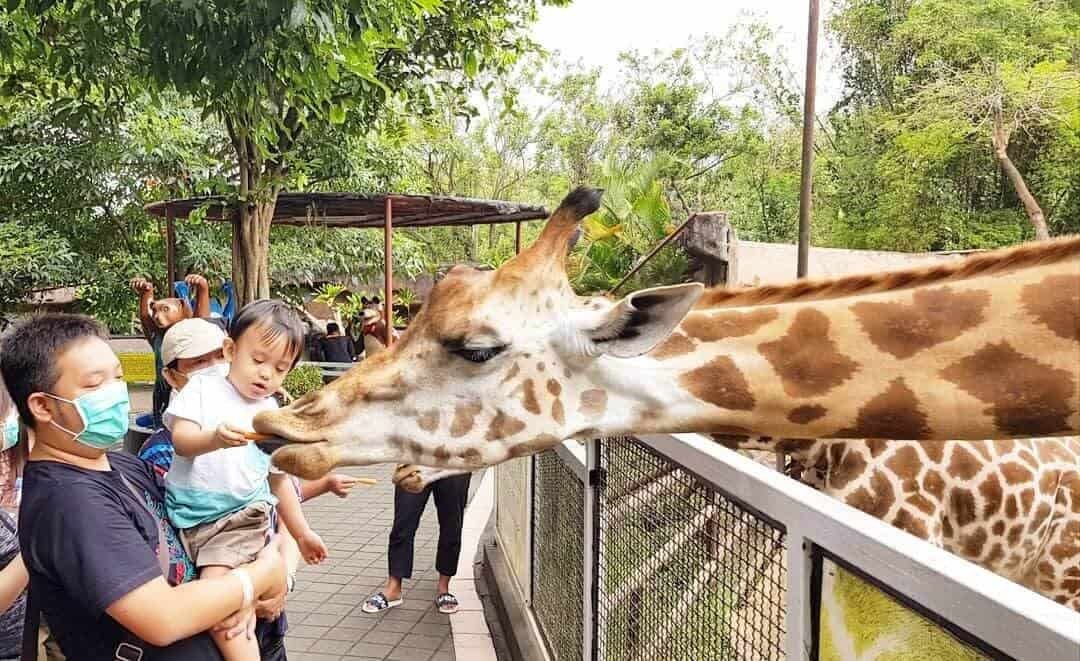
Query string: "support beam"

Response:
xmin=165 ymin=206 xmax=177 ymax=291
xmin=515 ymin=221 xmax=523 ymax=254
xmin=384 ymin=197 xmax=394 ymax=346
xmin=796 ymin=0 xmax=820 ymax=279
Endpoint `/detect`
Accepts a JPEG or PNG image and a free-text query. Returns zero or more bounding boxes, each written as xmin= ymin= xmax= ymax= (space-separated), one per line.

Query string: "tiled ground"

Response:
xmin=285 ymin=463 xmax=456 ymax=661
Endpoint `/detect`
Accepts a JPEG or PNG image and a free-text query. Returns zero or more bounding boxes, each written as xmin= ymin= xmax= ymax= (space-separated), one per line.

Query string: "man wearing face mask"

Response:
xmin=0 ymin=313 xmax=289 ymax=660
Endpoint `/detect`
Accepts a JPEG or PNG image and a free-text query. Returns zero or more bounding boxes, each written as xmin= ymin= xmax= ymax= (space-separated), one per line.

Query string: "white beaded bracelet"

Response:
xmin=231 ymin=568 xmax=255 ymax=609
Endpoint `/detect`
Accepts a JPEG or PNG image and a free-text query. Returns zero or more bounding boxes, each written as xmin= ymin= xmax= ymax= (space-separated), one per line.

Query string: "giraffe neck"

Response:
xmin=609 ymin=255 xmax=1078 ymax=442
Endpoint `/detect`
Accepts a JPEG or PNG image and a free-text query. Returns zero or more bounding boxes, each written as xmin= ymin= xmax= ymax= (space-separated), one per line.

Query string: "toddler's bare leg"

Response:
xmin=202 ymin=565 xmax=260 ymax=661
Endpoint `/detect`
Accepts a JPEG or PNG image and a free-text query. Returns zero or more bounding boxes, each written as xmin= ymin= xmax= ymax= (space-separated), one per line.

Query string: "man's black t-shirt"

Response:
xmin=18 ymin=452 xmax=222 ymax=660
xmin=320 ymin=335 xmax=356 ymax=363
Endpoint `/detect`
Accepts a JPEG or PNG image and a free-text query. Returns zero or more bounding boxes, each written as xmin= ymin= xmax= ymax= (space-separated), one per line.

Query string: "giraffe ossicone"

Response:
xmin=253 ymin=186 xmax=1080 ymax=482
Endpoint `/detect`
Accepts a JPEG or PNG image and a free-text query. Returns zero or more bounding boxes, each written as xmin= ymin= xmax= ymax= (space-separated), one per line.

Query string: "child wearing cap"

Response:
xmin=162 ymin=302 xmax=328 ymax=661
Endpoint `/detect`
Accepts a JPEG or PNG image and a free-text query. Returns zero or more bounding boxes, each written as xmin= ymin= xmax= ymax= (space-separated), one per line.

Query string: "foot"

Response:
xmin=361 ymin=591 xmax=403 ymax=614
xmin=435 ymin=592 xmax=459 ymax=614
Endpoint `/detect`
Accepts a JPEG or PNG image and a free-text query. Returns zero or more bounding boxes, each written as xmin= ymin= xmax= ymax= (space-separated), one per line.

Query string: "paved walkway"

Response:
xmin=284 ymin=464 xmax=457 ymax=661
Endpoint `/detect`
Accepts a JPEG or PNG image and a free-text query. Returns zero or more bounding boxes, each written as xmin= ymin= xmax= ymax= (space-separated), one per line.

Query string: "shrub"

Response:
xmin=283 ymin=364 xmax=324 ymax=399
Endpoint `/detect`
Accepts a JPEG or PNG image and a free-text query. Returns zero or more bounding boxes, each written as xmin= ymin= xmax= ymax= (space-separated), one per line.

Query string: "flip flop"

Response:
xmin=435 ymin=592 xmax=459 ymax=614
xmin=361 ymin=591 xmax=402 ymax=614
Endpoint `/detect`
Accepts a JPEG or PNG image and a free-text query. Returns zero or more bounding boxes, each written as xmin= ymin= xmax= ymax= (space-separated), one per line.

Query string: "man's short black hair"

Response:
xmin=0 ymin=313 xmax=109 ymax=427
xmin=230 ymin=300 xmax=305 ymax=367
xmin=326 ymin=322 xmax=340 ymax=334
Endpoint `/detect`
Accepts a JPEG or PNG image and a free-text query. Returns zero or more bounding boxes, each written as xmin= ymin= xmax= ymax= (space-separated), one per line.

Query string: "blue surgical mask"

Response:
xmin=45 ymin=381 xmax=130 ymax=449
xmin=1 ymin=414 xmax=18 ymax=452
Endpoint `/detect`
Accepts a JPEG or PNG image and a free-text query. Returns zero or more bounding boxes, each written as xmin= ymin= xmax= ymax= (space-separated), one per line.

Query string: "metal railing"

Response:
xmin=490 ymin=433 xmax=1080 ymax=661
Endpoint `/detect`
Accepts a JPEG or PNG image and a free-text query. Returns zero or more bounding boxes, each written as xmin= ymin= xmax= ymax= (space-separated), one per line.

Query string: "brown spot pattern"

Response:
xmin=885 ymin=445 xmax=921 ymax=490
xmin=828 ymin=445 xmax=867 ymax=490
xmin=851 ymin=286 xmax=990 ymax=359
xmin=501 ymin=362 xmax=521 ymax=384
xmin=758 ymin=309 xmax=859 ymax=398
xmin=979 ymin=473 xmax=1003 ymax=518
xmin=845 ymin=470 xmax=895 ymax=518
xmin=924 ymin=471 xmax=946 ymax=500
xmin=788 ymin=405 xmax=827 ymax=424
xmin=941 ymin=341 xmax=1076 ymax=436
xmin=948 ymin=446 xmax=982 ymax=480
xmin=1021 ymin=274 xmax=1080 ymax=342
xmin=950 ymin=488 xmax=978 ymax=527
xmin=450 ymin=401 xmax=483 ymax=437
xmin=552 ymin=399 xmax=565 ymax=425
xmin=679 ymin=356 xmax=756 ymax=411
xmin=893 ymin=509 xmax=930 ymax=540
xmin=547 ymin=379 xmax=562 ymax=397
xmin=682 ymin=308 xmax=779 ymax=342
xmin=962 ymin=528 xmax=988 ymax=558
xmin=434 ymin=445 xmax=451 ymax=460
xmin=836 ymin=378 xmax=932 ymax=440
xmin=1001 ymin=462 xmax=1034 ymax=485
xmin=509 ymin=434 xmax=561 ymax=458
xmin=651 ymin=332 xmax=696 ymax=359
xmin=486 ymin=410 xmax=526 ymax=442
xmin=518 ymin=379 xmax=541 ymax=415
xmin=418 ymin=410 xmax=440 ymax=433
xmin=579 ymin=389 xmax=608 ymax=419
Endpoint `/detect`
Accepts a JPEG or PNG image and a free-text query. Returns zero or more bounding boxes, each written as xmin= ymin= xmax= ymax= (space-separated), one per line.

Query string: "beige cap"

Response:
xmin=161 ymin=318 xmax=226 ymax=366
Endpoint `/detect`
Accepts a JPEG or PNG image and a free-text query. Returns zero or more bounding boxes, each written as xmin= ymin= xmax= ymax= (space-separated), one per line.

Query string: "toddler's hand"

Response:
xmin=297 ymin=530 xmax=328 ymax=565
xmin=214 ymin=423 xmax=250 ymax=449
xmin=328 ymin=474 xmax=359 ymax=498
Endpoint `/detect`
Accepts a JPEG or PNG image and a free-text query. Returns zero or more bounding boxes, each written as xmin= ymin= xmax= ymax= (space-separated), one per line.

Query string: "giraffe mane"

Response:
xmin=696 ymin=234 xmax=1080 ymax=309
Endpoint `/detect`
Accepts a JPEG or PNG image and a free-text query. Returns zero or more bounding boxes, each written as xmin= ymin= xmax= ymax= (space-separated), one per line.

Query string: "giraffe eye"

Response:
xmin=452 ymin=345 xmax=507 ymax=363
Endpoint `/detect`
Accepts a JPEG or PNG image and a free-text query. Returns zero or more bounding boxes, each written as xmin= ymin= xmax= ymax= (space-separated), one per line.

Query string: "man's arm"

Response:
xmin=185 ymin=274 xmax=212 ymax=319
xmin=130 ymin=277 xmax=156 ymax=342
xmin=107 ymin=539 xmax=286 ymax=647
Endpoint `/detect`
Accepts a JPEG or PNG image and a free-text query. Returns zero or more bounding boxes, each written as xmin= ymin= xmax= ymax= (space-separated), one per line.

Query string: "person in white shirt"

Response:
xmin=165 ymin=300 xmax=327 ymax=661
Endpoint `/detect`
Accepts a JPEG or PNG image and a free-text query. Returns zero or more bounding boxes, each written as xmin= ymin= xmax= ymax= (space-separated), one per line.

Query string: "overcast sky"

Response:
xmin=530 ymin=0 xmax=843 ymax=108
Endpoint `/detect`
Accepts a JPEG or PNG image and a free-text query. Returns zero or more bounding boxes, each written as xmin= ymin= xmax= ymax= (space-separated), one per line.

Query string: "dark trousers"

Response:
xmin=388 ymin=473 xmax=471 ymax=579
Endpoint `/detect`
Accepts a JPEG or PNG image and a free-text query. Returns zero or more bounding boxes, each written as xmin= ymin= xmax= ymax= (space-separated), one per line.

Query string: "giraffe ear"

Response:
xmin=582 ymin=283 xmax=703 ymax=358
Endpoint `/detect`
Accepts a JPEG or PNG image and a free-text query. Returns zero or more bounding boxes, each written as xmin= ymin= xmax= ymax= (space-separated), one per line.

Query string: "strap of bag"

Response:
xmin=118 ymin=472 xmax=170 ymax=577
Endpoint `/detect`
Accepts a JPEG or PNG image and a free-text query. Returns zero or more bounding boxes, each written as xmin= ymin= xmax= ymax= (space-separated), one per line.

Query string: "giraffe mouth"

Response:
xmin=255 ymin=437 xmax=289 ymax=455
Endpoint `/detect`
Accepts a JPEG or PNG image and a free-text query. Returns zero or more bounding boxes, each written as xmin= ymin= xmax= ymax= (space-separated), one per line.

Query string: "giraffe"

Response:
xmin=254 ymin=186 xmax=1079 ymax=466
xmin=709 ymin=435 xmax=1080 ymax=609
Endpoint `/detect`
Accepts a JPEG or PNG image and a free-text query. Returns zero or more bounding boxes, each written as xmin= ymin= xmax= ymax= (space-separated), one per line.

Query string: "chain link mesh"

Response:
xmin=532 ymin=449 xmax=585 ymax=661
xmin=597 ymin=438 xmax=787 ymax=661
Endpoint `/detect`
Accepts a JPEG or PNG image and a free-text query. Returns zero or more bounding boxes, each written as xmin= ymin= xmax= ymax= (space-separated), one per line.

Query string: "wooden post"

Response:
xmin=165 ymin=205 xmax=177 ymax=293
xmin=515 ymin=221 xmax=523 ymax=254
xmin=384 ymin=197 xmax=394 ymax=346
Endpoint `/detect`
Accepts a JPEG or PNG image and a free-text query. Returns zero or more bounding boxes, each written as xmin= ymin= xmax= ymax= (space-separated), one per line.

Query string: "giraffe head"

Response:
xmin=253 ymin=188 xmax=703 ymax=478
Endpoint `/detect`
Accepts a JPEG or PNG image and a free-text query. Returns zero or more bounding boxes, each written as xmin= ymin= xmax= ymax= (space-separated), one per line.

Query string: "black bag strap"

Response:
xmin=117 ymin=472 xmax=170 ymax=577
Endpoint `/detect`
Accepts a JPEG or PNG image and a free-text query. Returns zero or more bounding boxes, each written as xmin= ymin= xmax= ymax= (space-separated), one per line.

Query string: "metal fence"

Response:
xmin=490 ymin=433 xmax=1080 ymax=661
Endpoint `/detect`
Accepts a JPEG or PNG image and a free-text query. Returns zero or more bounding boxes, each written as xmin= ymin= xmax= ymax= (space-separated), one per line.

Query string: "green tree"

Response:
xmin=2 ymin=0 xmax=566 ymax=304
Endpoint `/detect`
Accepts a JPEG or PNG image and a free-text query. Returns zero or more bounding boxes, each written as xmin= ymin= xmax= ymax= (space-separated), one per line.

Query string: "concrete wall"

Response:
xmin=731 ymin=241 xmax=968 ymax=286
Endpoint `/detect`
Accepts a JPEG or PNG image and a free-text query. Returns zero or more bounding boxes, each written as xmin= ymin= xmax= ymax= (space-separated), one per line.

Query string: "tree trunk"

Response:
xmin=992 ymin=118 xmax=1050 ymax=241
xmin=232 ymin=199 xmax=276 ymax=305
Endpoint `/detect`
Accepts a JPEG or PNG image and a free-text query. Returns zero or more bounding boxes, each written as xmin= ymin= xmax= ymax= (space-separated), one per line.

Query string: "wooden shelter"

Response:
xmin=145 ymin=192 xmax=548 ymax=344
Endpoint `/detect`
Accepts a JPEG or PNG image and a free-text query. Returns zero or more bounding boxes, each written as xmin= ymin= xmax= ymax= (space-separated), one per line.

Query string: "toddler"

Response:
xmin=164 ymin=300 xmax=327 ymax=660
